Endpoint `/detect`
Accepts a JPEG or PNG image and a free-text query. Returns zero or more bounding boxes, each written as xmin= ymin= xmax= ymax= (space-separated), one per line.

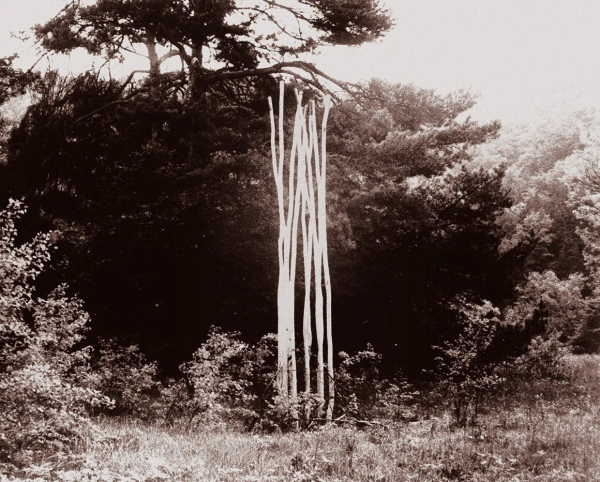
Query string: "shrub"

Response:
xmin=434 ymin=299 xmax=506 ymax=427
xmin=165 ymin=327 xmax=258 ymax=430
xmin=241 ymin=333 xmax=287 ymax=430
xmin=163 ymin=329 xmax=416 ymax=431
xmin=505 ymin=270 xmax=589 ymax=345
xmin=91 ymin=338 xmax=159 ymax=419
xmin=336 ymin=344 xmax=417 ymax=422
xmin=158 ymin=329 xmax=297 ymax=431
xmin=503 ymin=270 xmax=581 ymax=380
xmin=514 ymin=333 xmax=571 ymax=379
xmin=0 ymin=200 xmax=111 ymax=468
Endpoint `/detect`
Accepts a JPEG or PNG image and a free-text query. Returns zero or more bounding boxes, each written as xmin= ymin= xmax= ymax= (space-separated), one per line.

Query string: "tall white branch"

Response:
xmin=319 ymin=97 xmax=333 ymax=420
xmin=269 ymin=84 xmax=333 ymax=422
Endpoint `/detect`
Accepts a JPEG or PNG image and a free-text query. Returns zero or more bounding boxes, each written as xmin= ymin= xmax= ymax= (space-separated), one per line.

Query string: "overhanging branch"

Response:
xmin=207 ymin=60 xmax=356 ymax=100
xmin=113 ymin=70 xmax=150 ymax=97
xmin=71 ymin=88 xmax=143 ymax=126
xmin=158 ymin=50 xmax=181 ymax=65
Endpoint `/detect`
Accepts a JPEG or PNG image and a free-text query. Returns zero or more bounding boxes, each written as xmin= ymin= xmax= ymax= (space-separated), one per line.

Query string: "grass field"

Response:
xmin=6 ymin=355 xmax=600 ymax=482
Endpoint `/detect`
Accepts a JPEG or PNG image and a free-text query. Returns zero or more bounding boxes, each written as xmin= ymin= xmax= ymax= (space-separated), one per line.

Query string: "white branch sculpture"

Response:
xmin=268 ymin=82 xmax=333 ymax=421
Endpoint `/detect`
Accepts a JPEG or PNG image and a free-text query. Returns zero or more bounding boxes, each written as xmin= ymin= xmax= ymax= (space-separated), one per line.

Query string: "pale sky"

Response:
xmin=1 ymin=0 xmax=600 ymax=124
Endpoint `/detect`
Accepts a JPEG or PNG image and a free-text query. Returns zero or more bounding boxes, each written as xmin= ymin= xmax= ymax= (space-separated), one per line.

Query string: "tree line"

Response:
xmin=0 ymin=0 xmax=598 ymax=381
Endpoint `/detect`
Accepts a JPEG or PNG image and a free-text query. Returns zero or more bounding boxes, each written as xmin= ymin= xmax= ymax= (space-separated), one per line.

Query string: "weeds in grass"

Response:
xmin=0 ymin=355 xmax=600 ymax=482
xmin=3 ymin=356 xmax=599 ymax=481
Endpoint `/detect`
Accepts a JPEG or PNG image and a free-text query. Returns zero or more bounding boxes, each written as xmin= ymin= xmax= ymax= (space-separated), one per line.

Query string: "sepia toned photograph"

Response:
xmin=1 ymin=1 xmax=599 ymax=480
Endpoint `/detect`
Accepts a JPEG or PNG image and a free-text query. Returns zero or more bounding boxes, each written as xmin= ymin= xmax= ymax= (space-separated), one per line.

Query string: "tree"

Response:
xmin=474 ymin=110 xmax=600 ymax=353
xmin=2 ymin=0 xmax=390 ymax=365
xmin=474 ymin=110 xmax=593 ymax=280
xmin=0 ymin=73 xmax=513 ymax=375
xmin=0 ymin=55 xmax=38 ymax=106
xmin=0 ymin=56 xmax=39 ymax=162
xmin=0 ymin=200 xmax=111 ymax=466
xmin=342 ymin=166 xmax=512 ymax=373
xmin=319 ymin=80 xmax=511 ymax=375
xmin=0 ymin=70 xmax=282 ymax=364
xmin=505 ymin=270 xmax=589 ymax=344
xmin=35 ymin=0 xmax=392 ymax=99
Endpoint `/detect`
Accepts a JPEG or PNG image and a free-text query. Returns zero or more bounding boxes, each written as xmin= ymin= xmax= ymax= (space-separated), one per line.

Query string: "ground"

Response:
xmin=4 ymin=355 xmax=600 ymax=482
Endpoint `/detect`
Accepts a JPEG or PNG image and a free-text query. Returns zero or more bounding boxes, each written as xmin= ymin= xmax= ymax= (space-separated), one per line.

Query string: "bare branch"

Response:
xmin=158 ymin=50 xmax=181 ymax=65
xmin=207 ymin=60 xmax=356 ymax=99
xmin=238 ymin=7 xmax=306 ymax=42
xmin=71 ymin=88 xmax=143 ymax=126
xmin=113 ymin=70 xmax=150 ymax=98
xmin=257 ymin=0 xmax=313 ymax=24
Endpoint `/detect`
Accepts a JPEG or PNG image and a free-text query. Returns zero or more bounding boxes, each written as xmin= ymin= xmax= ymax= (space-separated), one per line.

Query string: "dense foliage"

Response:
xmin=0 ymin=200 xmax=111 ymax=468
xmin=91 ymin=338 xmax=160 ymax=419
xmin=0 ymin=64 xmax=513 ymax=375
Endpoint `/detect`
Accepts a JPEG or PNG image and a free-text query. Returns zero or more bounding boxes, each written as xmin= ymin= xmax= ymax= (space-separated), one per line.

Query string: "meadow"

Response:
xmin=6 ymin=355 xmax=599 ymax=482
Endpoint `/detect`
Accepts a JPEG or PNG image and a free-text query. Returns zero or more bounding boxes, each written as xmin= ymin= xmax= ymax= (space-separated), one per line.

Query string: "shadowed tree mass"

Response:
xmin=0 ymin=2 xmax=530 ymax=376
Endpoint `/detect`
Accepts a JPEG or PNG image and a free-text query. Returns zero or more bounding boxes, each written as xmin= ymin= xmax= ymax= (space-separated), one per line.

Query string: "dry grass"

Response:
xmin=6 ymin=355 xmax=600 ymax=482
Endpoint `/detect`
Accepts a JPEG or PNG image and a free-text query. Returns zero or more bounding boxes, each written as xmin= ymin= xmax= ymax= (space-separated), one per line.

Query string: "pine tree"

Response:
xmin=36 ymin=0 xmax=392 ymax=100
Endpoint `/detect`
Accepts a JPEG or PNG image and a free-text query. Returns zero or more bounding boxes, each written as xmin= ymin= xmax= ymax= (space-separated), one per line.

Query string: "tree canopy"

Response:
xmin=35 ymin=0 xmax=392 ymax=99
xmin=0 ymin=55 xmax=40 ymax=157
xmin=0 ymin=62 xmax=512 ymax=372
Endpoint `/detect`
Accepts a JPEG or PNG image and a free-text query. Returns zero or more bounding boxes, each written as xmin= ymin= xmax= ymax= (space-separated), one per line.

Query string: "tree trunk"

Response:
xmin=309 ymin=105 xmax=325 ymax=417
xmin=190 ymin=45 xmax=204 ymax=101
xmin=145 ymin=37 xmax=161 ymax=80
xmin=270 ymin=84 xmax=302 ymax=402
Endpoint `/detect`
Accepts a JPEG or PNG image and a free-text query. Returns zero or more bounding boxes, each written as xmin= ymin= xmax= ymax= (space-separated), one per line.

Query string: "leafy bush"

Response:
xmin=505 ymin=270 xmax=589 ymax=344
xmin=91 ymin=338 xmax=159 ymax=419
xmin=336 ymin=344 xmax=417 ymax=422
xmin=163 ymin=329 xmax=420 ymax=430
xmin=514 ymin=333 xmax=571 ymax=379
xmin=162 ymin=329 xmax=420 ymax=431
xmin=434 ymin=299 xmax=506 ymax=427
xmin=162 ymin=327 xmax=258 ymax=430
xmin=159 ymin=328 xmax=316 ymax=432
xmin=0 ymin=200 xmax=111 ymax=468
xmin=502 ymin=270 xmax=582 ymax=379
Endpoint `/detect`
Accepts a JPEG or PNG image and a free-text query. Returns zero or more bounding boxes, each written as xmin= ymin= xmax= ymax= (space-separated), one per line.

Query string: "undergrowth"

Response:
xmin=2 ymin=354 xmax=599 ymax=482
